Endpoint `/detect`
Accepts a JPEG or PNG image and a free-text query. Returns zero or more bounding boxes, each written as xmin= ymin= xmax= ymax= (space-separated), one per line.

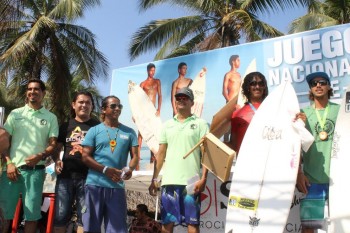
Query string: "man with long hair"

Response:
xmin=230 ymin=72 xmax=268 ymax=154
xmin=82 ymin=96 xmax=138 ymax=232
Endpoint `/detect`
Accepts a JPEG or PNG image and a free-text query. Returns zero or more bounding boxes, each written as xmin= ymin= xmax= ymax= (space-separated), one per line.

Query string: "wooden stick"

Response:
xmin=183 ymin=138 xmax=205 ymax=159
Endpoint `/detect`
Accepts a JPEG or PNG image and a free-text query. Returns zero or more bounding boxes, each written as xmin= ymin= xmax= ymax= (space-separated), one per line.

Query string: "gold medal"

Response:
xmin=319 ymin=131 xmax=328 ymax=141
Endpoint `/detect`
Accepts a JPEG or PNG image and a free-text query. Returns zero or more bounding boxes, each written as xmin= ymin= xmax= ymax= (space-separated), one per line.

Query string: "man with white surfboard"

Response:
xmin=149 ymin=87 xmax=209 ymax=233
xmin=296 ymin=72 xmax=340 ymax=233
xmin=139 ymin=63 xmax=162 ymax=165
xmin=230 ymin=71 xmax=268 ymax=154
xmin=171 ymin=62 xmax=193 ymax=116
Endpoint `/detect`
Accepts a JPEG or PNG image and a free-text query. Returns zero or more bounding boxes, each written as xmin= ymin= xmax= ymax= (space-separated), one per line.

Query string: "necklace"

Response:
xmin=105 ymin=125 xmax=119 ymax=153
xmin=314 ymin=104 xmax=329 ymax=141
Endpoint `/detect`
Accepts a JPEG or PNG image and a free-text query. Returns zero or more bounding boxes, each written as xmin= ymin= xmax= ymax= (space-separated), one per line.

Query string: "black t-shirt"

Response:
xmin=57 ymin=118 xmax=99 ymax=179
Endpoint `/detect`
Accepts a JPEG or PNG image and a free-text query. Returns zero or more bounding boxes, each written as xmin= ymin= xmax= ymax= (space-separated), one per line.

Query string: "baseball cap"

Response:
xmin=175 ymin=87 xmax=194 ymax=101
xmin=306 ymin=72 xmax=330 ymax=85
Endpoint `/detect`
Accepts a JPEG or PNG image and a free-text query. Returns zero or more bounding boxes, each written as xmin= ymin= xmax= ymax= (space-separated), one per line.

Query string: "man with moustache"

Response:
xmin=149 ymin=87 xmax=209 ymax=233
xmin=296 ymin=72 xmax=339 ymax=233
xmin=81 ymin=96 xmax=139 ymax=233
xmin=0 ymin=79 xmax=58 ymax=233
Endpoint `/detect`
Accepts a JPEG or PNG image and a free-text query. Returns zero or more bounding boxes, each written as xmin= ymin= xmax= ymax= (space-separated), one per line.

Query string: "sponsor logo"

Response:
xmin=228 ymin=196 xmax=258 ymax=210
xmin=262 ymin=126 xmax=282 ymax=140
xmin=239 ymin=199 xmax=256 ymax=208
xmin=249 ymin=216 xmax=260 ymax=228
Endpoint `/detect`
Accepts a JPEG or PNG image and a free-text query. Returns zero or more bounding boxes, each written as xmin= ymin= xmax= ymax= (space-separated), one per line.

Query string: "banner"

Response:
xmin=111 ymin=24 xmax=350 ymax=233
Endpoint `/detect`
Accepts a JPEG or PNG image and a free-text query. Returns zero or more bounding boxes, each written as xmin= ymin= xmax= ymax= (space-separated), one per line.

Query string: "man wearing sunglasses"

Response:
xmin=296 ymin=72 xmax=339 ymax=233
xmin=81 ymin=96 xmax=138 ymax=233
xmin=230 ymin=72 xmax=268 ymax=154
xmin=149 ymin=87 xmax=209 ymax=233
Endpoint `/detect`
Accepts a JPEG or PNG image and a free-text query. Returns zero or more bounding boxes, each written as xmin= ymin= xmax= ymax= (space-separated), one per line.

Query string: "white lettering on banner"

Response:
xmin=268 ymin=58 xmax=350 ymax=86
xmin=267 ymin=28 xmax=350 ymax=67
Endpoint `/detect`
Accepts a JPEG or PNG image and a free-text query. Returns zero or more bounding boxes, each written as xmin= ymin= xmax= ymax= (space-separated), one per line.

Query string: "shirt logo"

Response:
xmin=40 ymin=119 xmax=47 ymax=125
xmin=120 ymin=134 xmax=129 ymax=139
xmin=190 ymin=124 xmax=197 ymax=129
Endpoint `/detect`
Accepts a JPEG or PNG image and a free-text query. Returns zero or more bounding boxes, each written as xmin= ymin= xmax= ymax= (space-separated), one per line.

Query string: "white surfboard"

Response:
xmin=190 ymin=67 xmax=206 ymax=117
xmin=237 ymin=59 xmax=257 ymax=107
xmin=128 ymin=81 xmax=162 ymax=154
xmin=329 ymin=85 xmax=350 ymax=233
xmin=225 ymin=81 xmax=303 ymax=233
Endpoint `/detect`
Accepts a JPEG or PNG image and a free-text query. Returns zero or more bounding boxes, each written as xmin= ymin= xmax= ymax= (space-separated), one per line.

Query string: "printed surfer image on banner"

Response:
xmin=0 ymin=107 xmax=4 ymax=126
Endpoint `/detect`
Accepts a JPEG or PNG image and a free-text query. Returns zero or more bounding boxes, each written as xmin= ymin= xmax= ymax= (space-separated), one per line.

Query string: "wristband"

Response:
xmin=6 ymin=160 xmax=13 ymax=166
xmin=152 ymin=178 xmax=158 ymax=182
xmin=102 ymin=166 xmax=108 ymax=174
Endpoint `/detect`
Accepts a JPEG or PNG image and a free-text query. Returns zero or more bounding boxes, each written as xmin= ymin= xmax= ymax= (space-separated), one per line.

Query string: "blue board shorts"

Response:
xmin=161 ymin=185 xmax=200 ymax=226
xmin=82 ymin=185 xmax=127 ymax=233
xmin=300 ymin=183 xmax=329 ymax=229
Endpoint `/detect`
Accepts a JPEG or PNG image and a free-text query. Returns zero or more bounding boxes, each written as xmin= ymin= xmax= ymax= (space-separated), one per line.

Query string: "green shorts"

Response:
xmin=0 ymin=169 xmax=45 ymax=221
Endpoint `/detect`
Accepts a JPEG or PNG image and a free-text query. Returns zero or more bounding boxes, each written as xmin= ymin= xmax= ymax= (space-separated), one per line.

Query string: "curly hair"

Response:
xmin=241 ymin=72 xmax=268 ymax=103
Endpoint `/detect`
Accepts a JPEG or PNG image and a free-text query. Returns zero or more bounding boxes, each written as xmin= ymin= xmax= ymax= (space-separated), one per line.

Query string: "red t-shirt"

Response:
xmin=231 ymin=103 xmax=261 ymax=154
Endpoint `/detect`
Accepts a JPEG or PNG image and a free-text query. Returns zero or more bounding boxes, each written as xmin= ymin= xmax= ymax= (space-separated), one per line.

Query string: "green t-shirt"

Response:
xmin=160 ymin=115 xmax=209 ymax=186
xmin=4 ymin=105 xmax=59 ymax=167
xmin=301 ymin=102 xmax=339 ymax=183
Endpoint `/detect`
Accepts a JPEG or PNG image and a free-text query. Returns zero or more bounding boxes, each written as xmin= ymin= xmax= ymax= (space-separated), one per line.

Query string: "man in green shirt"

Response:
xmin=296 ymin=72 xmax=339 ymax=233
xmin=149 ymin=87 xmax=209 ymax=233
xmin=0 ymin=79 xmax=58 ymax=233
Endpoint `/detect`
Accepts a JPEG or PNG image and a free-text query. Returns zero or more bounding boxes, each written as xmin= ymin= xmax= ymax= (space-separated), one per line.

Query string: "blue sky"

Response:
xmin=77 ymin=2 xmax=306 ymax=96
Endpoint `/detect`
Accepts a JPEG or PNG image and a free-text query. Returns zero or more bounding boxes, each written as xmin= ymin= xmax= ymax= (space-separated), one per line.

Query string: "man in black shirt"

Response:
xmin=53 ymin=91 xmax=99 ymax=233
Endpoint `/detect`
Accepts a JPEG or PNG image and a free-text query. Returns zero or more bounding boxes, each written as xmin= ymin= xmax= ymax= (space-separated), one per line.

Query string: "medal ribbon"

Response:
xmin=315 ymin=104 xmax=329 ymax=131
xmin=248 ymin=102 xmax=257 ymax=113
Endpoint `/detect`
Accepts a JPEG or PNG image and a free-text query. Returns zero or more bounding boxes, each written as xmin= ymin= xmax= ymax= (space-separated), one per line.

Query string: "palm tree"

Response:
xmin=0 ymin=0 xmax=109 ymax=122
xmin=289 ymin=0 xmax=349 ymax=33
xmin=129 ymin=0 xmax=310 ymax=61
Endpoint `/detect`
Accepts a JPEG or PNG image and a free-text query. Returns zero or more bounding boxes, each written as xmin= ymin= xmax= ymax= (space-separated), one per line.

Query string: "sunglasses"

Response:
xmin=310 ymin=80 xmax=328 ymax=87
xmin=249 ymin=81 xmax=265 ymax=87
xmin=108 ymin=104 xmax=123 ymax=109
xmin=175 ymin=96 xmax=190 ymax=101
